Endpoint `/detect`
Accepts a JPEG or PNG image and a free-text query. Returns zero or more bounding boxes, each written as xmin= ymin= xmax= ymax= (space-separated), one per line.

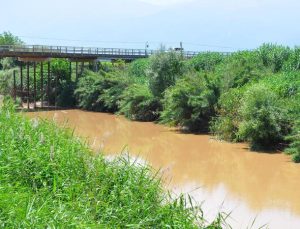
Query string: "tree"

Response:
xmin=148 ymin=51 xmax=186 ymax=98
xmin=0 ymin=31 xmax=23 ymax=45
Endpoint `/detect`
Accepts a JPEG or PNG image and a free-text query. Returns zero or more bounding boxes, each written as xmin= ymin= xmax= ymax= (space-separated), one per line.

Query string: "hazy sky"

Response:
xmin=1 ymin=0 xmax=299 ymax=51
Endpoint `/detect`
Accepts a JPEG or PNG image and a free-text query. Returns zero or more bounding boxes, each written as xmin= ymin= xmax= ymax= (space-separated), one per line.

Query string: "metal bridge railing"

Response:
xmin=0 ymin=45 xmax=231 ymax=58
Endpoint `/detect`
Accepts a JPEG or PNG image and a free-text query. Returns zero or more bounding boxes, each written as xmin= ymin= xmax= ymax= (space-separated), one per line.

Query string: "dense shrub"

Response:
xmin=75 ymin=71 xmax=104 ymax=111
xmin=119 ymin=84 xmax=161 ymax=121
xmin=283 ymin=47 xmax=300 ymax=72
xmin=75 ymin=71 xmax=130 ymax=112
xmin=217 ymin=51 xmax=266 ymax=92
xmin=0 ymin=69 xmax=15 ymax=95
xmin=213 ymin=71 xmax=299 ymax=151
xmin=0 ymin=58 xmax=15 ymax=70
xmin=211 ymin=87 xmax=245 ymax=141
xmin=51 ymin=59 xmax=71 ymax=80
xmin=257 ymin=43 xmax=291 ymax=72
xmin=259 ymin=71 xmax=300 ymax=98
xmin=0 ymin=31 xmax=23 ymax=45
xmin=56 ymin=80 xmax=76 ymax=107
xmin=128 ymin=58 xmax=149 ymax=78
xmin=148 ymin=51 xmax=186 ymax=97
xmin=48 ymin=59 xmax=76 ymax=106
xmin=285 ymin=120 xmax=300 ymax=163
xmin=161 ymin=72 xmax=218 ymax=131
xmin=189 ymin=52 xmax=224 ymax=72
xmin=238 ymin=85 xmax=289 ymax=150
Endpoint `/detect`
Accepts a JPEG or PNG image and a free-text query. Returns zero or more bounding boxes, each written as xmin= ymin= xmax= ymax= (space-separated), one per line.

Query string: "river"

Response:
xmin=27 ymin=109 xmax=300 ymax=228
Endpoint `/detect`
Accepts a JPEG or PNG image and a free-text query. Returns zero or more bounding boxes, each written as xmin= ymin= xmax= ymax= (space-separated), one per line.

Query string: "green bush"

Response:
xmin=0 ymin=58 xmax=15 ymax=70
xmin=75 ymin=71 xmax=130 ymax=112
xmin=119 ymin=84 xmax=161 ymax=121
xmin=148 ymin=51 xmax=186 ymax=97
xmin=259 ymin=71 xmax=300 ymax=98
xmin=257 ymin=43 xmax=291 ymax=72
xmin=238 ymin=85 xmax=289 ymax=149
xmin=161 ymin=72 xmax=218 ymax=132
xmin=0 ymin=69 xmax=15 ymax=95
xmin=48 ymin=59 xmax=76 ymax=106
xmin=128 ymin=58 xmax=149 ymax=78
xmin=189 ymin=52 xmax=224 ymax=72
xmin=211 ymin=87 xmax=245 ymax=141
xmin=217 ymin=51 xmax=266 ymax=92
xmin=285 ymin=120 xmax=300 ymax=163
xmin=283 ymin=47 xmax=300 ymax=72
xmin=0 ymin=31 xmax=23 ymax=45
xmin=0 ymin=32 xmax=23 ymax=70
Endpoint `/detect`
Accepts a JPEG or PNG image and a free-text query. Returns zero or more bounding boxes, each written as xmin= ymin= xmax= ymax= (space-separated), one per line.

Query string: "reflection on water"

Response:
xmin=27 ymin=110 xmax=300 ymax=228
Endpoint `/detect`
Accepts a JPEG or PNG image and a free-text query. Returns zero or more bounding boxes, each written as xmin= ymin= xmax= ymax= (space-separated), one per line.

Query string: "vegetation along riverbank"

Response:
xmin=1 ymin=32 xmax=299 ymax=162
xmin=0 ymin=99 xmax=232 ymax=228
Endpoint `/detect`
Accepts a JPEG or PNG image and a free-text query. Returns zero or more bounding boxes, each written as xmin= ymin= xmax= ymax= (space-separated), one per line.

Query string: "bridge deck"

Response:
xmin=0 ymin=45 xmax=230 ymax=61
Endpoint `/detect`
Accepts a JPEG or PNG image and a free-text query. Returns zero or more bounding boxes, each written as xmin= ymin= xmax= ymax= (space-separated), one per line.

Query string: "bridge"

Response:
xmin=0 ymin=45 xmax=197 ymax=61
xmin=0 ymin=45 xmax=231 ymax=61
xmin=0 ymin=45 xmax=231 ymax=110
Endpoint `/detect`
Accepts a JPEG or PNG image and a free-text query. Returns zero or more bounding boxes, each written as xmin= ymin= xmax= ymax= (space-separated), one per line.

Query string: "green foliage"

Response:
xmin=0 ymin=101 xmax=205 ymax=228
xmin=238 ymin=85 xmax=288 ymax=149
xmin=217 ymin=51 xmax=266 ymax=92
xmin=259 ymin=71 xmax=300 ymax=98
xmin=119 ymin=84 xmax=161 ymax=121
xmin=49 ymin=59 xmax=75 ymax=107
xmin=283 ymin=47 xmax=300 ymax=72
xmin=285 ymin=120 xmax=300 ymax=163
xmin=75 ymin=71 xmax=130 ymax=112
xmin=148 ymin=51 xmax=186 ymax=97
xmin=0 ymin=32 xmax=23 ymax=70
xmin=0 ymin=31 xmax=23 ymax=45
xmin=56 ymin=80 xmax=76 ymax=107
xmin=161 ymin=72 xmax=218 ymax=131
xmin=257 ymin=43 xmax=291 ymax=72
xmin=189 ymin=52 xmax=224 ymax=72
xmin=113 ymin=59 xmax=126 ymax=71
xmin=211 ymin=87 xmax=245 ymax=141
xmin=51 ymin=59 xmax=71 ymax=80
xmin=128 ymin=58 xmax=149 ymax=78
xmin=0 ymin=69 xmax=15 ymax=95
xmin=212 ymin=71 xmax=299 ymax=156
xmin=0 ymin=58 xmax=14 ymax=70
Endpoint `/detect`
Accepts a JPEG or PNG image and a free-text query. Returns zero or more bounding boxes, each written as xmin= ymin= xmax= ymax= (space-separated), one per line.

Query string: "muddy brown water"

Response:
xmin=27 ymin=109 xmax=300 ymax=228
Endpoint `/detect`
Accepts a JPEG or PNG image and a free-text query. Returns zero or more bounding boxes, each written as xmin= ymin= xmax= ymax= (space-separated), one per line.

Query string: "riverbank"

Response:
xmin=0 ymin=101 xmax=223 ymax=228
xmin=28 ymin=109 xmax=300 ymax=228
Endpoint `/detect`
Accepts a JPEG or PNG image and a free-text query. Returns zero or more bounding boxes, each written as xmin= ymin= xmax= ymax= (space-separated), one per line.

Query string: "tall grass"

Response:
xmin=0 ymin=100 xmax=226 ymax=228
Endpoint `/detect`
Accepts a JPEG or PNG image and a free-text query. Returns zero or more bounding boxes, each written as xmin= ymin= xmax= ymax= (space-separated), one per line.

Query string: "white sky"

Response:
xmin=1 ymin=0 xmax=299 ymax=51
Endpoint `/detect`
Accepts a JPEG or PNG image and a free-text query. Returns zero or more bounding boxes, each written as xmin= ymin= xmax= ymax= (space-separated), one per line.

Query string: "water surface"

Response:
xmin=27 ymin=110 xmax=300 ymax=228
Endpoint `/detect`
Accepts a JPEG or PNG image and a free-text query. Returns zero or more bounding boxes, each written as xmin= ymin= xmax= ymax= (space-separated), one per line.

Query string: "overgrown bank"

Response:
xmin=0 ymin=100 xmax=229 ymax=228
xmin=73 ymin=45 xmax=300 ymax=162
xmin=1 ymin=32 xmax=299 ymax=162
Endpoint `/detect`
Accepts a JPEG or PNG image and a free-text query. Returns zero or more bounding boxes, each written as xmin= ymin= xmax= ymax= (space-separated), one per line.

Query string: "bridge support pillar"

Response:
xmin=80 ymin=62 xmax=84 ymax=76
xmin=47 ymin=62 xmax=50 ymax=107
xmin=69 ymin=62 xmax=72 ymax=80
xmin=93 ymin=60 xmax=98 ymax=72
xmin=54 ymin=71 xmax=58 ymax=109
xmin=13 ymin=70 xmax=16 ymax=102
xmin=40 ymin=63 xmax=44 ymax=108
xmin=33 ymin=63 xmax=36 ymax=109
xmin=75 ymin=61 xmax=78 ymax=82
xmin=20 ymin=64 xmax=23 ymax=96
xmin=26 ymin=62 xmax=30 ymax=110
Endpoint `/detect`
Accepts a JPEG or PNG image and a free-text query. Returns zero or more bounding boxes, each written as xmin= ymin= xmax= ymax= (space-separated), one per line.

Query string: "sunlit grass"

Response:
xmin=0 ymin=100 xmax=226 ymax=228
